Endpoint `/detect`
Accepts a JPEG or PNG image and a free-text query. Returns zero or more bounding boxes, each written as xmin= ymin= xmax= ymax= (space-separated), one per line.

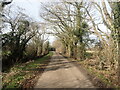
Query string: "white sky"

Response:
xmin=11 ymin=0 xmax=41 ymax=22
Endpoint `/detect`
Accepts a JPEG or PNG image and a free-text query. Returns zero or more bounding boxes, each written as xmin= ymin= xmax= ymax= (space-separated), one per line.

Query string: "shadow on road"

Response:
xmin=26 ymin=55 xmax=76 ymax=72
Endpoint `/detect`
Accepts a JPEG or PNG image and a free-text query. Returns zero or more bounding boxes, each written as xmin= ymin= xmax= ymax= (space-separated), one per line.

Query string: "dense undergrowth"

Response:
xmin=78 ymin=52 xmax=120 ymax=88
xmin=79 ymin=61 xmax=118 ymax=87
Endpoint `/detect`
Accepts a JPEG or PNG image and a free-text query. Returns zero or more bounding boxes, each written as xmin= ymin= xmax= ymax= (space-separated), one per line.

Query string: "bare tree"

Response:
xmin=40 ymin=1 xmax=91 ymax=60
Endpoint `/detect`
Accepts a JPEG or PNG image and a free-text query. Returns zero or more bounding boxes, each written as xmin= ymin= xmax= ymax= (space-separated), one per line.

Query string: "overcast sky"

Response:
xmin=10 ymin=0 xmax=41 ymax=22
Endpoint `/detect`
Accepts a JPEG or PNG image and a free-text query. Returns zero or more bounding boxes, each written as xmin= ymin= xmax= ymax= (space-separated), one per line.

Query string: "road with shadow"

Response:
xmin=35 ymin=52 xmax=96 ymax=88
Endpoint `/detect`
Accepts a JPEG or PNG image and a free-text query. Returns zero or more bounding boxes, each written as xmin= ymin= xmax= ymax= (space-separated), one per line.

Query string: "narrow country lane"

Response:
xmin=35 ymin=52 xmax=96 ymax=88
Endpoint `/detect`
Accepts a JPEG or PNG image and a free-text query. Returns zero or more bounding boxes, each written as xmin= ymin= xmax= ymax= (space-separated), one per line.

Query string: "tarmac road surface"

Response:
xmin=35 ymin=52 xmax=96 ymax=88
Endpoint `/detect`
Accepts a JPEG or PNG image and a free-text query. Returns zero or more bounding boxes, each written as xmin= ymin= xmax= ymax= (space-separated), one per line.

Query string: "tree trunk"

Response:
xmin=73 ymin=43 xmax=78 ymax=59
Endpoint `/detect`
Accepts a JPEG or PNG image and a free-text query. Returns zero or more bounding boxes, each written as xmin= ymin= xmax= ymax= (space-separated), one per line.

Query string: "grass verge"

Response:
xmin=2 ymin=52 xmax=53 ymax=89
xmin=78 ymin=59 xmax=120 ymax=88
